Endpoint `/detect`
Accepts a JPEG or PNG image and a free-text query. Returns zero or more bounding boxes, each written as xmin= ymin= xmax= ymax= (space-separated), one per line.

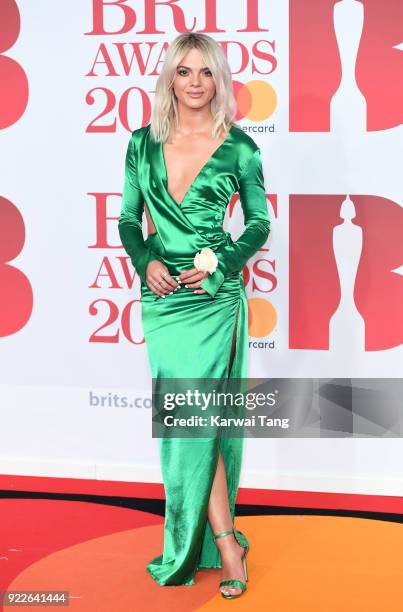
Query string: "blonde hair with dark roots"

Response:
xmin=150 ymin=32 xmax=239 ymax=143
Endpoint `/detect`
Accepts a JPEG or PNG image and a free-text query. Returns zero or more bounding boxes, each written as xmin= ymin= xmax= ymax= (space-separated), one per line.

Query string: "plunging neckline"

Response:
xmin=160 ymin=125 xmax=234 ymax=207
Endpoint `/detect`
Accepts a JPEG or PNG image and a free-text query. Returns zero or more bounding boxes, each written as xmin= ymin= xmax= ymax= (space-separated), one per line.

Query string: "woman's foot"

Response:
xmin=216 ymin=533 xmax=247 ymax=597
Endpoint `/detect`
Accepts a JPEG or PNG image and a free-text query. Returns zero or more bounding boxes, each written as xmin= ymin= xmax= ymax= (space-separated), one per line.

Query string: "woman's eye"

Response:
xmin=177 ymin=68 xmax=212 ymax=77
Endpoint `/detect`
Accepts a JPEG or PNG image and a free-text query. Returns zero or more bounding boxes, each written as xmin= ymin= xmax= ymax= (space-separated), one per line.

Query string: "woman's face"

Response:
xmin=171 ymin=47 xmax=216 ymax=110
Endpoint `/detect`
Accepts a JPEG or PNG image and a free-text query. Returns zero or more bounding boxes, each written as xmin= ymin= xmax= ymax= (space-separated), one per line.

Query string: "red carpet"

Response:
xmin=1 ymin=474 xmax=403 ymax=611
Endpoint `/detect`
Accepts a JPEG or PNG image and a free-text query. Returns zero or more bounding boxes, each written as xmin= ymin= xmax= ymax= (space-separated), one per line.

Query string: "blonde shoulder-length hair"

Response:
xmin=149 ymin=32 xmax=240 ymax=143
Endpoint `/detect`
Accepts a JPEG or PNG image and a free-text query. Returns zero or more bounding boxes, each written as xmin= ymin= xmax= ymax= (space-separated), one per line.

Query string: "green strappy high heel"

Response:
xmin=213 ymin=527 xmax=249 ymax=599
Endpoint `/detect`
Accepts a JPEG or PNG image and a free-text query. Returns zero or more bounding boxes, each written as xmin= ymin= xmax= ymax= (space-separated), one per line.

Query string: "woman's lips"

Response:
xmin=187 ymin=92 xmax=204 ymax=98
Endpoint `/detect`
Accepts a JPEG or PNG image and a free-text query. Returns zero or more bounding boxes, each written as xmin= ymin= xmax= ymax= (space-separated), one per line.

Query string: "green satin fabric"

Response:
xmin=118 ymin=123 xmax=270 ymax=585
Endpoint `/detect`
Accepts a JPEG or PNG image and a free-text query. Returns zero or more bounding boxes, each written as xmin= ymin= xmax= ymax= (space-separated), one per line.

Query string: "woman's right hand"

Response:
xmin=146 ymin=260 xmax=180 ymax=297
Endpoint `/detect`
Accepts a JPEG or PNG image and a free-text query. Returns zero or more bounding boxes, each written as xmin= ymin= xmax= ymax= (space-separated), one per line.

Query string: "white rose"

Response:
xmin=193 ymin=247 xmax=218 ymax=274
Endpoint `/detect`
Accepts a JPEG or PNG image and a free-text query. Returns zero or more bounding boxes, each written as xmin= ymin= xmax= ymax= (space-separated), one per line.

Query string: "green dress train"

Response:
xmin=118 ymin=123 xmax=270 ymax=586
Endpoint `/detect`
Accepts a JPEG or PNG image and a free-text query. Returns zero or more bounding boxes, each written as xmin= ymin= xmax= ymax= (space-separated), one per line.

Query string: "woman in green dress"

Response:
xmin=119 ymin=32 xmax=270 ymax=599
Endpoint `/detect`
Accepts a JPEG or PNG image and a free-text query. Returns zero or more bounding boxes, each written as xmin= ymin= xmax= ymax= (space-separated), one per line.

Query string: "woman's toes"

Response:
xmin=221 ymin=586 xmax=241 ymax=596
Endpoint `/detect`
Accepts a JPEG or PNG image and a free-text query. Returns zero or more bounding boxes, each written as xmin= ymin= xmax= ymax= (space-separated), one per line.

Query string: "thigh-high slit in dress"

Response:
xmin=118 ymin=123 xmax=270 ymax=586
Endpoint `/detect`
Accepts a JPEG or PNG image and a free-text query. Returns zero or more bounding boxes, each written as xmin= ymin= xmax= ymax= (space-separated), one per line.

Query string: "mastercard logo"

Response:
xmin=233 ymin=80 xmax=277 ymax=122
xmin=248 ymin=298 xmax=277 ymax=337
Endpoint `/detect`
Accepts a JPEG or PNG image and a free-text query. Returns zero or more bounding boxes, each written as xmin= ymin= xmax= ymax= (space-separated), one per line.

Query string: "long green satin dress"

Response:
xmin=118 ymin=122 xmax=270 ymax=586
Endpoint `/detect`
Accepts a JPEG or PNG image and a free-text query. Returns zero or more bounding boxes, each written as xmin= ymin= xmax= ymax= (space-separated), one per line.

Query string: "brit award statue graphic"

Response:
xmin=330 ymin=0 xmax=367 ymax=132
xmin=329 ymin=195 xmax=365 ymax=353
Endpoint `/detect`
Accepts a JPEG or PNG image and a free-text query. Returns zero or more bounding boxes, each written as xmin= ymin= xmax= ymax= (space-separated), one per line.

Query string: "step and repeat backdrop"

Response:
xmin=1 ymin=1 xmax=402 ymax=494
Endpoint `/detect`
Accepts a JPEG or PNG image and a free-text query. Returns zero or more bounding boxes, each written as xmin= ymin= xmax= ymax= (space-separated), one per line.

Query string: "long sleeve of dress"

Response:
xmin=118 ymin=135 xmax=160 ymax=285
xmin=200 ymin=147 xmax=270 ymax=298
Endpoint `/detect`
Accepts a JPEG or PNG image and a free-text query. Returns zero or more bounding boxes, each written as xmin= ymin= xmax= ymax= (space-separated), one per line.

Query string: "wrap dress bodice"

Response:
xmin=118 ymin=123 xmax=270 ymax=300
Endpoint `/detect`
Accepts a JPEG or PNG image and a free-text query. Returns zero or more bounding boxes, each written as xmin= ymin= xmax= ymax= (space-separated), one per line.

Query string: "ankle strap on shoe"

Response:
xmin=213 ymin=528 xmax=235 ymax=540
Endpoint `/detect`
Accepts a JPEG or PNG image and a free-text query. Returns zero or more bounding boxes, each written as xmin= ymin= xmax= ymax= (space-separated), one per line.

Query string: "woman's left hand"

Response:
xmin=178 ymin=267 xmax=209 ymax=294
